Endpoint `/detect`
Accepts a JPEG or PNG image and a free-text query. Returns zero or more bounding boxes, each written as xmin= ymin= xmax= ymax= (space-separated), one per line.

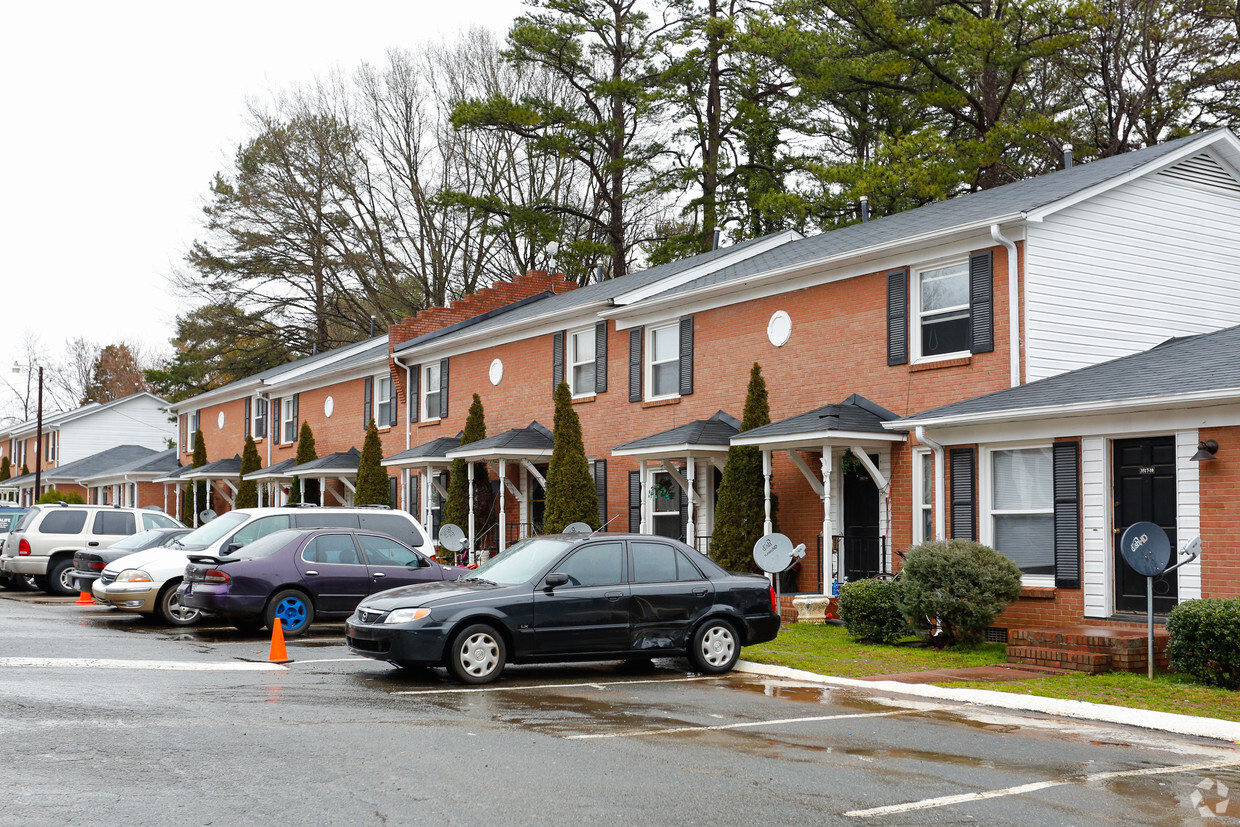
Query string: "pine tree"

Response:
xmin=21 ymin=463 xmax=29 ymax=476
xmin=287 ymin=421 xmax=318 ymax=505
xmin=543 ymin=381 xmax=599 ymax=533
xmin=710 ymin=363 xmax=772 ymax=573
xmin=354 ymin=420 xmax=391 ymax=506
xmin=442 ymin=394 xmax=490 ymax=535
xmin=183 ymin=429 xmax=208 ymax=525
xmin=236 ymin=435 xmax=261 ymax=509
xmin=0 ymin=456 xmax=10 ymax=482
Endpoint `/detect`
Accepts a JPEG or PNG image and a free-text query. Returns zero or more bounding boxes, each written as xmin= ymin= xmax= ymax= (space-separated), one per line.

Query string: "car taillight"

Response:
xmin=90 ymin=561 xmax=105 ymax=571
xmin=769 ymin=585 xmax=777 ymax=613
xmin=18 ymin=538 xmax=31 ymax=555
xmin=203 ymin=569 xmax=231 ymax=584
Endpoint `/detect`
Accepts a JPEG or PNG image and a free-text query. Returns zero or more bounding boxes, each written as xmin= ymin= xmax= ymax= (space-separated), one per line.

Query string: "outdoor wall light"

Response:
xmin=1191 ymin=439 xmax=1219 ymax=461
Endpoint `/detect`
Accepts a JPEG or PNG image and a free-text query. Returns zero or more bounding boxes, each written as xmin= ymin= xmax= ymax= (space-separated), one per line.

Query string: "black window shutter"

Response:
xmin=887 ymin=269 xmax=908 ymax=366
xmin=552 ymin=330 xmax=565 ymax=395
xmin=593 ymin=459 xmax=607 ymax=528
xmin=677 ymin=475 xmax=689 ymax=542
xmin=389 ymin=377 xmax=398 ymax=427
xmin=628 ymin=470 xmax=642 ymax=532
xmin=679 ymin=316 xmax=694 ymax=396
xmin=410 ymin=365 xmax=419 ymax=423
xmin=363 ymin=376 xmax=373 ymax=427
xmin=969 ymin=250 xmax=994 ymax=354
xmin=595 ymin=321 xmax=608 ymax=393
xmin=949 ymin=447 xmax=976 ymax=540
xmin=628 ymin=327 xmax=643 ymax=403
xmin=388 ymin=476 xmax=398 ymax=509
xmin=1053 ymin=441 xmax=1082 ymax=589
xmin=292 ymin=394 xmax=299 ymax=433
xmin=409 ymin=472 xmax=419 ymax=514
xmin=439 ymin=358 xmax=449 ymax=419
xmin=244 ymin=397 xmax=251 ymax=438
xmin=272 ymin=399 xmax=281 ymax=444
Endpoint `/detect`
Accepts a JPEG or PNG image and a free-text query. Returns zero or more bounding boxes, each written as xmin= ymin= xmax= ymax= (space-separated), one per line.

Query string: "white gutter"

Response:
xmin=991 ymin=224 xmax=1020 ymax=387
xmin=405 ymin=362 xmax=412 ymax=451
xmin=915 ymin=426 xmax=947 ymax=541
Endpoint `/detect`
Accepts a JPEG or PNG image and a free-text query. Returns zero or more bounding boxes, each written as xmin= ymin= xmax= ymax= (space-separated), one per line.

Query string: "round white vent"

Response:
xmin=489 ymin=359 xmax=504 ymax=386
xmin=216 ymin=411 xmax=225 ymax=430
xmin=767 ymin=310 xmax=792 ymax=347
xmin=324 ymin=396 xmax=334 ymax=418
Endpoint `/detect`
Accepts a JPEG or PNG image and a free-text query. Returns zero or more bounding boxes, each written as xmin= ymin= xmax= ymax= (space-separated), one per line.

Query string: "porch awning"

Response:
xmin=382 ymin=435 xmax=462 ymax=468
xmin=612 ymin=410 xmax=739 ymax=458
xmin=179 ymin=455 xmax=243 ymax=481
xmin=730 ymin=394 xmax=907 ymax=450
xmin=152 ymin=465 xmax=194 ymax=485
xmin=447 ymin=422 xmax=553 ymax=462
xmin=284 ymin=448 xmax=361 ymax=478
xmin=0 ymin=472 xmax=34 ymax=490
xmin=78 ymin=449 xmax=181 ymax=486
xmin=242 ymin=457 xmax=298 ymax=482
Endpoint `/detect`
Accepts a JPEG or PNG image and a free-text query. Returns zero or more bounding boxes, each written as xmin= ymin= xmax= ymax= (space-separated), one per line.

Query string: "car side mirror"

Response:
xmin=544 ymin=572 xmax=569 ymax=590
xmin=224 ymin=542 xmax=242 ymax=554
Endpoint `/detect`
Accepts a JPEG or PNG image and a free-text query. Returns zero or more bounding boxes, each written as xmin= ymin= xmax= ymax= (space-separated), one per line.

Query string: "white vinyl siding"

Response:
xmin=1175 ymin=430 xmax=1202 ymax=602
xmin=1081 ymin=436 xmax=1109 ymax=618
xmin=57 ymin=397 xmax=176 ymax=466
xmin=1025 ymin=155 xmax=1240 ymax=382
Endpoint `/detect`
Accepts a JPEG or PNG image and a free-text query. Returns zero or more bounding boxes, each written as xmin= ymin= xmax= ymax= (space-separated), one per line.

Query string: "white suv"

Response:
xmin=0 ymin=504 xmax=184 ymax=595
xmin=95 ymin=506 xmax=432 ymax=626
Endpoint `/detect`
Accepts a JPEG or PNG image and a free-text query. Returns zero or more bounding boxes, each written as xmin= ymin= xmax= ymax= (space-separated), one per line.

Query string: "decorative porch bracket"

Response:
xmin=659 ymin=460 xmax=700 ymax=504
xmin=430 ymin=474 xmax=449 ymax=501
xmin=785 ymin=450 xmax=824 ymax=497
xmin=520 ymin=458 xmax=546 ymax=489
xmin=848 ymin=446 xmax=888 ymax=489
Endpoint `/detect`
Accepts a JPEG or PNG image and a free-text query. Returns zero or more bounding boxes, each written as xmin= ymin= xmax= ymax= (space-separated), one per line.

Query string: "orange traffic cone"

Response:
xmin=75 ymin=590 xmax=93 ymax=606
xmin=268 ymin=617 xmax=291 ymax=663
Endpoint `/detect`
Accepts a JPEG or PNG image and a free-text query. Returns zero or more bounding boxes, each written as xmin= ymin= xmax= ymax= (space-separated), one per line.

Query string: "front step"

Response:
xmin=1005 ymin=625 xmax=1169 ymax=674
xmin=1006 ymin=646 xmax=1111 ymax=675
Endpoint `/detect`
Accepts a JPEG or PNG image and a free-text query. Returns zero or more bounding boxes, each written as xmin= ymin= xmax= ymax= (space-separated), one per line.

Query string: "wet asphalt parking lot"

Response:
xmin=1 ymin=592 xmax=1238 ymax=826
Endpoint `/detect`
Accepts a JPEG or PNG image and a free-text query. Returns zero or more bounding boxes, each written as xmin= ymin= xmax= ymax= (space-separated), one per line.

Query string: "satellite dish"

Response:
xmin=199 ymin=509 xmax=217 ymax=523
xmin=563 ymin=522 xmax=592 ymax=534
xmin=438 ymin=523 xmax=466 ymax=553
xmin=1120 ymin=521 xmax=1172 ymax=577
xmin=753 ymin=533 xmax=804 ymax=574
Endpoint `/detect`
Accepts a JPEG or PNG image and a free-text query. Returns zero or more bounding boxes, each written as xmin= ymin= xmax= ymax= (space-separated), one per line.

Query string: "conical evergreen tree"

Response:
xmin=442 ymin=394 xmax=490 ymax=539
xmin=21 ymin=463 xmax=29 ymax=476
xmin=543 ymin=381 xmax=599 ymax=533
xmin=183 ymin=428 xmax=208 ymax=526
xmin=236 ymin=435 xmax=261 ymax=509
xmin=0 ymin=456 xmax=10 ymax=482
xmin=287 ymin=421 xmax=318 ymax=505
xmin=710 ymin=363 xmax=773 ymax=573
xmin=354 ymin=420 xmax=391 ymax=506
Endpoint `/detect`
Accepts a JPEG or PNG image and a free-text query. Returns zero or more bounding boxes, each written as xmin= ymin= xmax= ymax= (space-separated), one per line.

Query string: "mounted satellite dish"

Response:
xmin=199 ymin=509 xmax=217 ymax=524
xmin=438 ymin=523 xmax=466 ymax=553
xmin=753 ymin=533 xmax=804 ymax=574
xmin=1119 ymin=521 xmax=1171 ymax=577
xmin=563 ymin=522 xmax=592 ymax=534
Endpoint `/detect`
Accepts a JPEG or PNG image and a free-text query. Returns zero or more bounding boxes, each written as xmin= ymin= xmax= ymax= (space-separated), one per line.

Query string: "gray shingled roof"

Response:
xmin=181 ymin=455 xmax=243 ymax=479
xmin=735 ymin=395 xmax=904 ymax=443
xmin=78 ymin=448 xmax=181 ymax=481
xmin=613 ymin=411 xmax=740 ymax=453
xmin=643 ymin=131 xmax=1223 ymax=304
xmin=242 ymin=457 xmax=299 ymax=480
xmin=42 ymin=446 xmax=160 ymax=482
xmin=449 ymin=422 xmax=553 ymax=457
xmin=896 ymin=323 xmax=1240 ymax=425
xmin=287 ymin=448 xmax=361 ymax=475
xmin=383 ymin=435 xmax=463 ymax=465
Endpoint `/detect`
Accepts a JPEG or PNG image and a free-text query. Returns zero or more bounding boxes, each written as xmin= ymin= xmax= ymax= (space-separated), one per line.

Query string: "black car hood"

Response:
xmin=361 ymin=578 xmax=521 ymax=610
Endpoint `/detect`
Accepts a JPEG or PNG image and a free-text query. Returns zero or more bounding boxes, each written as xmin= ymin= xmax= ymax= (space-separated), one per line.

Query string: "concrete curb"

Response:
xmin=735 ymin=660 xmax=1240 ymax=744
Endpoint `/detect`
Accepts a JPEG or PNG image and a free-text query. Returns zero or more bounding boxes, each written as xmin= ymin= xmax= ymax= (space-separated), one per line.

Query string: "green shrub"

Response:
xmin=1167 ymin=598 xmax=1240 ymax=690
xmin=37 ymin=488 xmax=85 ymax=505
xmin=899 ymin=540 xmax=1023 ymax=646
xmin=838 ymin=579 xmax=907 ymax=643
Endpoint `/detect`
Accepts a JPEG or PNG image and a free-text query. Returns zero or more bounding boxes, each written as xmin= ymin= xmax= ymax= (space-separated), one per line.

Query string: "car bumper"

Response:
xmin=345 ymin=619 xmax=449 ymax=664
xmin=94 ymin=580 xmax=158 ymax=613
xmin=1 ymin=556 xmax=46 ymax=575
xmin=70 ymin=570 xmax=101 ymax=592
xmin=179 ymin=584 xmax=267 ymax=618
xmin=743 ymin=613 xmax=782 ymax=646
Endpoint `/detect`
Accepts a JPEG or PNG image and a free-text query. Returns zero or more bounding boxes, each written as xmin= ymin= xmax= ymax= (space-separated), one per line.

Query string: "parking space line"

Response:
xmin=844 ymin=758 xmax=1240 ymax=818
xmin=567 ymin=708 xmax=927 ymax=740
xmin=394 ymin=676 xmax=715 ymax=696
xmin=290 ymin=658 xmax=369 ymax=664
xmin=0 ymin=657 xmax=284 ymax=672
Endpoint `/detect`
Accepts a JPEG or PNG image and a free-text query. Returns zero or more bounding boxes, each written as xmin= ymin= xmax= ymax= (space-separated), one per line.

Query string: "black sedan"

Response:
xmin=346 ymin=533 xmax=781 ymax=684
xmin=70 ymin=528 xmax=192 ymax=593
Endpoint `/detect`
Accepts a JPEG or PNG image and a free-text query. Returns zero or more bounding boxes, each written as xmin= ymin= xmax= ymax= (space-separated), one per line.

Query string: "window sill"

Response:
xmin=571 ymin=394 xmax=597 ymax=405
xmin=642 ymin=397 xmax=681 ymax=409
xmin=417 ymin=419 xmax=442 ymax=428
xmin=1019 ymin=586 xmax=1056 ymax=600
xmin=378 ymin=426 xmax=392 ymax=433
xmin=909 ymin=355 xmax=972 ymax=372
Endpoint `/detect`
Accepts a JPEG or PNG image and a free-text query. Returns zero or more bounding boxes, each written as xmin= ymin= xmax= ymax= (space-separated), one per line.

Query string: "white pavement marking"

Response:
xmin=394 ymin=676 xmax=715 ymax=696
xmin=568 ymin=708 xmax=928 ymax=740
xmin=0 ymin=657 xmax=285 ymax=672
xmin=844 ymin=758 xmax=1240 ymax=819
xmin=291 ymin=658 xmax=369 ymax=665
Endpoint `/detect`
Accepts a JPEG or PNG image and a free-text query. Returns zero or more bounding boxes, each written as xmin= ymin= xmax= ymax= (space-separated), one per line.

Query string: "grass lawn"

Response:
xmin=741 ymin=622 xmax=1239 ymax=722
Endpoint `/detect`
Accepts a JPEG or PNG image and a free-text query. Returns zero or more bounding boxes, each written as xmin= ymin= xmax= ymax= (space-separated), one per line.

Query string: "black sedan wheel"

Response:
xmin=447 ymin=623 xmax=506 ymax=685
xmin=689 ymin=618 xmax=739 ymax=674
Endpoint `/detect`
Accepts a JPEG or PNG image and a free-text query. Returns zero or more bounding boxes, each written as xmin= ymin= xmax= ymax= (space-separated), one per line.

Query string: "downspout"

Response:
xmin=915 ymin=426 xmax=946 ymax=541
xmin=404 ymin=362 xmax=412 ymax=451
xmin=990 ymin=224 xmax=1020 ymax=387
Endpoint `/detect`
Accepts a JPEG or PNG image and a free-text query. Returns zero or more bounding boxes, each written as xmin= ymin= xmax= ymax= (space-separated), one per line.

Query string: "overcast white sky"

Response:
xmin=0 ymin=0 xmax=523 ymax=417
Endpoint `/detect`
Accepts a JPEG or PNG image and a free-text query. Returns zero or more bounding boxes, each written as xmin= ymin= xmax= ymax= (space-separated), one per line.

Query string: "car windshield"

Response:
xmin=230 ymin=530 xmax=300 ymax=560
xmin=465 ymin=538 xmax=571 ymax=585
xmin=108 ymin=530 xmax=164 ymax=551
xmin=177 ymin=512 xmax=249 ymax=550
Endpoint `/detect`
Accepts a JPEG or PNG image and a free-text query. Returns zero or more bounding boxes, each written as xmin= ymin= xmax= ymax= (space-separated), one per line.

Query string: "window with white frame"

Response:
xmin=913 ymin=449 xmax=933 ymax=544
xmin=281 ymin=397 xmax=296 ymax=443
xmin=253 ymin=396 xmax=267 ymax=439
xmin=190 ymin=409 xmax=200 ymax=438
xmin=422 ymin=363 xmax=441 ymax=421
xmin=987 ymin=446 xmax=1054 ymax=576
xmin=650 ymin=470 xmax=681 ymax=540
xmin=569 ymin=327 xmax=596 ymax=395
xmin=913 ymin=260 xmax=970 ymax=360
xmin=647 ymin=324 xmax=679 ymax=399
xmin=375 ymin=374 xmax=393 ymax=425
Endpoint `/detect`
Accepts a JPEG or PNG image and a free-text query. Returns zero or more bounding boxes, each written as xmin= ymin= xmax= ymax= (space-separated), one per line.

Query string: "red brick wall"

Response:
xmin=1199 ymin=425 xmax=1240 ymax=600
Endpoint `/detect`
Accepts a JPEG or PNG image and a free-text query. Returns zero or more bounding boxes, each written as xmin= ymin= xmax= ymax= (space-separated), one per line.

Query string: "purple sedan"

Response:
xmin=178 ymin=528 xmax=463 ymax=636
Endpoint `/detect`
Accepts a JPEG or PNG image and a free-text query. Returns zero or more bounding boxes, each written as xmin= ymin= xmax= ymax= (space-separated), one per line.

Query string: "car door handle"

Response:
xmin=605 ymin=590 xmax=622 ymax=601
xmin=373 ymin=572 xmax=386 ymax=578
xmin=305 ymin=570 xmax=318 ymax=576
xmin=88 ymin=541 xmax=99 ymax=547
xmin=693 ymin=588 xmax=707 ymax=597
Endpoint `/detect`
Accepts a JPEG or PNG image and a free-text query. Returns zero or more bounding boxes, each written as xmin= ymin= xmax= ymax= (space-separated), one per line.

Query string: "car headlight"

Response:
xmin=385 ymin=607 xmax=431 ymax=624
xmin=115 ymin=569 xmax=153 ymax=583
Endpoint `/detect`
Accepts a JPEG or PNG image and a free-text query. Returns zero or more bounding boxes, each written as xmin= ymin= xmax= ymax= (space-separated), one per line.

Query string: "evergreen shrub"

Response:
xmin=837 ymin=578 xmax=907 ymax=644
xmin=1167 ymin=598 xmax=1240 ymax=689
xmin=899 ymin=540 xmax=1023 ymax=646
xmin=543 ymin=382 xmax=598 ymax=533
xmin=354 ymin=420 xmax=391 ymax=506
xmin=37 ymin=488 xmax=85 ymax=505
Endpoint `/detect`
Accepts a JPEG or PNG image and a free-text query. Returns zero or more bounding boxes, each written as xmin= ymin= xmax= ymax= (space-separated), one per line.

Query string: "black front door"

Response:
xmin=843 ymin=456 xmax=881 ymax=581
xmin=1113 ymin=437 xmax=1177 ymax=614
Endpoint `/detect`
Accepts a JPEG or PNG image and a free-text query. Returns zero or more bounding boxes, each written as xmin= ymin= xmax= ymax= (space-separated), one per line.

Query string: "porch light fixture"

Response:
xmin=1191 ymin=439 xmax=1219 ymax=461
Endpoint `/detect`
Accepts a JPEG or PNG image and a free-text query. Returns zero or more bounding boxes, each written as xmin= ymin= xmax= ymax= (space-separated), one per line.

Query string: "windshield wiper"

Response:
xmin=463 ymin=576 xmax=495 ymax=585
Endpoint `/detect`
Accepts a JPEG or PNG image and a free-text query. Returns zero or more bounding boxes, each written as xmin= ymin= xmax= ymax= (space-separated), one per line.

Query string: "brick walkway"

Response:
xmin=859 ymin=663 xmax=1069 ymax=684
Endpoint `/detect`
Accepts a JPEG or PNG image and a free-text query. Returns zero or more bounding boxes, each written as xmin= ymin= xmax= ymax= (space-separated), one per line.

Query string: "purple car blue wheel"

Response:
xmin=266 ymin=589 xmax=315 ymax=637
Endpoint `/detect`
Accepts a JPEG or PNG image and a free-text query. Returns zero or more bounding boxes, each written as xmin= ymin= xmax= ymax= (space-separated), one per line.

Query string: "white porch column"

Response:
xmin=192 ymin=479 xmax=198 ymax=527
xmin=686 ymin=457 xmax=697 ymax=550
xmin=175 ymin=484 xmax=181 ymax=520
xmin=467 ymin=461 xmax=476 ymax=565
xmin=299 ymin=477 xmax=305 ymax=504
xmin=762 ymin=450 xmax=773 ymax=536
xmin=638 ymin=459 xmax=649 ymax=534
xmin=821 ymin=446 xmax=834 ymax=591
xmin=519 ymin=464 xmax=529 ymax=538
xmin=498 ymin=459 xmax=507 ymax=555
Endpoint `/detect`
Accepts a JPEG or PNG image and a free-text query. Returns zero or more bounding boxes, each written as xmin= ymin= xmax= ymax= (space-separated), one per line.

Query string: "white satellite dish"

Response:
xmin=753 ymin=533 xmax=805 ymax=574
xmin=438 ymin=523 xmax=466 ymax=553
xmin=563 ymin=522 xmax=592 ymax=534
xmin=199 ymin=509 xmax=217 ymax=524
